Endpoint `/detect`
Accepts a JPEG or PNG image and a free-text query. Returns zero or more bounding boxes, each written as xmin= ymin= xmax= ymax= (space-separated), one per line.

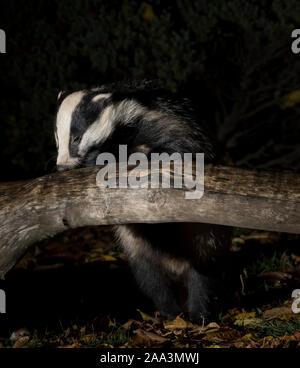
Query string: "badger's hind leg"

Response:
xmin=184 ymin=268 xmax=215 ymax=321
xmin=114 ymin=224 xmax=226 ymax=321
xmin=114 ymin=224 xmax=182 ymax=318
xmin=130 ymin=256 xmax=182 ymax=318
xmin=131 ymin=259 xmax=215 ymax=321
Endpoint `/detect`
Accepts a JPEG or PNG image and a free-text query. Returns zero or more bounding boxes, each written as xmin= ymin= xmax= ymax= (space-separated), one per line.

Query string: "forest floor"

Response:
xmin=0 ymin=226 xmax=299 ymax=348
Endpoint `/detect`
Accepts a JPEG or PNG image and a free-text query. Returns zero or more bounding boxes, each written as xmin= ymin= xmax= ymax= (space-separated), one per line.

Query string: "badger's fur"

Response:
xmin=54 ymin=81 xmax=231 ymax=320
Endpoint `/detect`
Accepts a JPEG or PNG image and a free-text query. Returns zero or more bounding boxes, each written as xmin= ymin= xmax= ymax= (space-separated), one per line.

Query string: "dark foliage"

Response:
xmin=0 ymin=0 xmax=299 ymax=179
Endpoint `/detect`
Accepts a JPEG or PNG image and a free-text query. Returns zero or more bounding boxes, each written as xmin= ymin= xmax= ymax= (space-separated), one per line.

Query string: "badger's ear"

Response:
xmin=57 ymin=90 xmax=65 ymax=100
xmin=57 ymin=90 xmax=72 ymax=105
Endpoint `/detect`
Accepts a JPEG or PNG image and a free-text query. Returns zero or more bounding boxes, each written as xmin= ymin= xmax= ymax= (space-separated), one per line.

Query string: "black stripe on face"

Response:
xmin=69 ymin=92 xmax=113 ymax=157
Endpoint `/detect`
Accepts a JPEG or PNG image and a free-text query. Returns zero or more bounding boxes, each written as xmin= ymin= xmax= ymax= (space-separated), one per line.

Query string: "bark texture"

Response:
xmin=0 ymin=164 xmax=299 ymax=278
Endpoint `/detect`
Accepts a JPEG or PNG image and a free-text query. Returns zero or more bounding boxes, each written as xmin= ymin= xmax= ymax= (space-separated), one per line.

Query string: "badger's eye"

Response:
xmin=71 ymin=136 xmax=81 ymax=145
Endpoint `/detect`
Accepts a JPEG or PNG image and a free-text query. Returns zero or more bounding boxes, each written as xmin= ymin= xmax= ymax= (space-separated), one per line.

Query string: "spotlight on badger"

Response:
xmin=54 ymin=80 xmax=231 ymax=321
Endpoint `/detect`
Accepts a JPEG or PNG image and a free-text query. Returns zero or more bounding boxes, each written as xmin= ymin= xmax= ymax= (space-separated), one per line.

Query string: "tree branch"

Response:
xmin=0 ymin=164 xmax=299 ymax=278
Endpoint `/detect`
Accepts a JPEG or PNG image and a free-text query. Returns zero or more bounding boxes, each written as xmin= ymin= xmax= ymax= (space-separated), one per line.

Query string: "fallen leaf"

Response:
xmin=278 ymin=336 xmax=297 ymax=348
xmin=293 ymin=331 xmax=300 ymax=341
xmin=13 ymin=336 xmax=30 ymax=348
xmin=241 ymin=333 xmax=254 ymax=341
xmin=242 ymin=232 xmax=279 ymax=243
xmin=234 ymin=312 xmax=256 ymax=320
xmin=134 ymin=329 xmax=168 ymax=344
xmin=232 ymin=237 xmax=245 ymax=245
xmin=234 ymin=318 xmax=262 ymax=328
xmin=192 ymin=322 xmax=220 ymax=335
xmin=164 ymin=315 xmax=194 ymax=330
xmin=233 ymin=341 xmax=245 ymax=348
xmin=130 ymin=334 xmax=148 ymax=346
xmin=205 ymin=322 xmax=221 ymax=330
xmin=291 ymin=254 xmax=300 ymax=264
xmin=101 ymin=255 xmax=117 ymax=262
xmin=137 ymin=309 xmax=157 ymax=322
xmin=206 ymin=344 xmax=221 ymax=348
xmin=123 ymin=319 xmax=142 ymax=330
xmin=10 ymin=329 xmax=30 ymax=341
xmin=203 ymin=328 xmax=241 ymax=342
xmin=80 ymin=334 xmax=98 ymax=344
xmin=262 ymin=306 xmax=292 ymax=321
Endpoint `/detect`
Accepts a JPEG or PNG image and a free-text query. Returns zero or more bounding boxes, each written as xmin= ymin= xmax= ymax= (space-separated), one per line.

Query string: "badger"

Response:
xmin=54 ymin=80 xmax=231 ymax=321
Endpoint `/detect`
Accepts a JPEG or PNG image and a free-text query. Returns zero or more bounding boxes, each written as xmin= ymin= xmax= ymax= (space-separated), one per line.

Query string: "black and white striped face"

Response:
xmin=54 ymin=82 xmax=211 ymax=172
xmin=54 ymin=86 xmax=158 ymax=171
xmin=54 ymin=90 xmax=115 ymax=171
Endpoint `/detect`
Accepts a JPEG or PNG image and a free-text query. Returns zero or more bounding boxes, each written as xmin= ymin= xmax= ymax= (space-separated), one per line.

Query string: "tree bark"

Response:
xmin=0 ymin=164 xmax=299 ymax=278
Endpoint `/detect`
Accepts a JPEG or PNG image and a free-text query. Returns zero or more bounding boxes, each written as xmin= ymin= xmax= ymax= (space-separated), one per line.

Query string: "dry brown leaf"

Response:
xmin=291 ymin=254 xmax=300 ymax=264
xmin=262 ymin=306 xmax=293 ymax=321
xmin=80 ymin=334 xmax=98 ymax=344
xmin=10 ymin=328 xmax=30 ymax=342
xmin=191 ymin=322 xmax=220 ymax=335
xmin=134 ymin=329 xmax=168 ymax=344
xmin=101 ymin=255 xmax=117 ymax=262
xmin=234 ymin=318 xmax=262 ymax=328
xmin=293 ymin=331 xmax=300 ymax=341
xmin=163 ymin=315 xmax=194 ymax=330
xmin=13 ymin=336 xmax=30 ymax=348
xmin=174 ymin=329 xmax=186 ymax=336
xmin=232 ymin=237 xmax=245 ymax=245
xmin=205 ymin=322 xmax=221 ymax=330
xmin=241 ymin=333 xmax=254 ymax=341
xmin=233 ymin=341 xmax=245 ymax=348
xmin=278 ymin=336 xmax=297 ymax=348
xmin=242 ymin=232 xmax=279 ymax=243
xmin=137 ymin=309 xmax=157 ymax=322
xmin=203 ymin=328 xmax=241 ymax=342
xmin=206 ymin=344 xmax=222 ymax=348
xmin=130 ymin=334 xmax=148 ymax=346
xmin=122 ymin=319 xmax=142 ymax=330
xmin=234 ymin=312 xmax=256 ymax=320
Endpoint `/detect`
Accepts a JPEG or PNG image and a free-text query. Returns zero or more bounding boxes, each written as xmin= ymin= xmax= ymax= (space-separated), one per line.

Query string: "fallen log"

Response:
xmin=0 ymin=164 xmax=299 ymax=278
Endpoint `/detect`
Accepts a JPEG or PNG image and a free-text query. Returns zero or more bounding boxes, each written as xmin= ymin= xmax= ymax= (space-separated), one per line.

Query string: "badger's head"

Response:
xmin=54 ymin=90 xmax=114 ymax=171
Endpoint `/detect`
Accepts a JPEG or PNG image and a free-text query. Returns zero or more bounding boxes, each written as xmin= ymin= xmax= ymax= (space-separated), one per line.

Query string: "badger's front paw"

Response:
xmin=157 ymin=304 xmax=182 ymax=320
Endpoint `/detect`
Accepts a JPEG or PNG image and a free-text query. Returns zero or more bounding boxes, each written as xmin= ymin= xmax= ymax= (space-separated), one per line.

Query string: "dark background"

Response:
xmin=0 ymin=0 xmax=300 ymax=181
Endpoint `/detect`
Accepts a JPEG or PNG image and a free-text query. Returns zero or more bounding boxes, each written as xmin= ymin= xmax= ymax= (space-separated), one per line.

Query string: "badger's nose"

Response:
xmin=57 ymin=165 xmax=71 ymax=172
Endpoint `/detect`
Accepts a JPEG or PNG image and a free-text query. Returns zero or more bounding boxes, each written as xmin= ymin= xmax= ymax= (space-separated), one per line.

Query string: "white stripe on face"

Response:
xmin=56 ymin=91 xmax=86 ymax=167
xmin=78 ymin=105 xmax=114 ymax=156
xmin=78 ymin=99 xmax=146 ymax=156
xmin=92 ymin=93 xmax=111 ymax=102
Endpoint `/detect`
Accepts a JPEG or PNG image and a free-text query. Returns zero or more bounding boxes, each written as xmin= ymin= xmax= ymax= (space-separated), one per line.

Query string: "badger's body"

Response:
xmin=54 ymin=81 xmax=231 ymax=320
